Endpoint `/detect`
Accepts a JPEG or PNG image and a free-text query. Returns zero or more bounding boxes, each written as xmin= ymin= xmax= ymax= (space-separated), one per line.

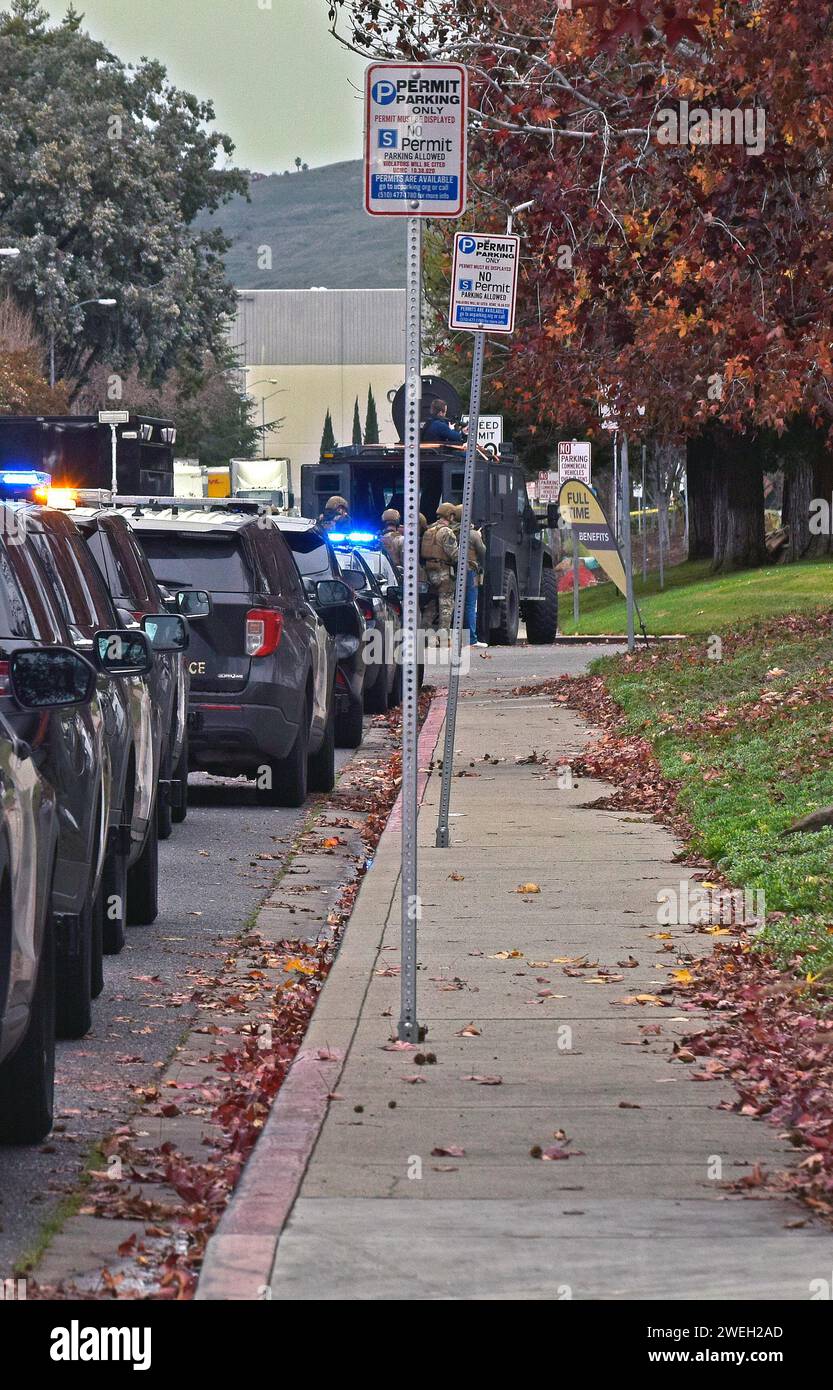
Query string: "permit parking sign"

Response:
xmin=364 ymin=62 xmax=467 ymax=217
xmin=449 ymin=232 xmax=520 ymax=332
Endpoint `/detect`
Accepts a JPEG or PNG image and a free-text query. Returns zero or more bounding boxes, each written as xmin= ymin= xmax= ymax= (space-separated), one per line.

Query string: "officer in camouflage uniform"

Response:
xmin=451 ymin=504 xmax=487 ymax=644
xmin=380 ymin=508 xmax=404 ymax=568
xmin=420 ymin=502 xmax=459 ymax=631
xmin=319 ymin=495 xmax=350 ymax=533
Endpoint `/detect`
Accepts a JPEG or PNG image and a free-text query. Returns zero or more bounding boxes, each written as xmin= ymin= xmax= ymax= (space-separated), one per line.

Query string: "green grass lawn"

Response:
xmin=594 ymin=615 xmax=833 ymax=971
xmin=559 ymin=557 xmax=833 ymax=636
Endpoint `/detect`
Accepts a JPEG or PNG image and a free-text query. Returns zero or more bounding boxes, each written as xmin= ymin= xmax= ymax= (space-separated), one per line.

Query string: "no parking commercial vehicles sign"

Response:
xmin=364 ymin=62 xmax=467 ymax=217
xmin=449 ymin=232 xmax=520 ymax=331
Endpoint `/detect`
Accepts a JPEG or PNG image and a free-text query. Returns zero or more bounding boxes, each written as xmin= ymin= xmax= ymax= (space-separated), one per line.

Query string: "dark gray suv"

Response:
xmin=129 ymin=505 xmax=338 ymax=807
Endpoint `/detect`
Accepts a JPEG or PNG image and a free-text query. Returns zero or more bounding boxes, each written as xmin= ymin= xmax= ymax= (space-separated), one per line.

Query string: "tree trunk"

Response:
xmin=711 ymin=432 xmax=767 ymax=572
xmin=782 ymin=455 xmax=814 ymax=562
xmin=686 ymin=435 xmax=714 ymax=560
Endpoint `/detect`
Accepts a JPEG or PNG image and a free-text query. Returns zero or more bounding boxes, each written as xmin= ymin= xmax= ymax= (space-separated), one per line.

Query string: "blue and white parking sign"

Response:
xmin=364 ymin=62 xmax=467 ymax=217
xmin=448 ymin=232 xmax=520 ymax=334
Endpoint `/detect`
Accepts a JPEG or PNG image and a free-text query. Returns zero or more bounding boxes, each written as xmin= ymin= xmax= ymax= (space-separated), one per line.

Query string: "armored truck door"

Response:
xmin=301 ymin=464 xmax=352 ymax=524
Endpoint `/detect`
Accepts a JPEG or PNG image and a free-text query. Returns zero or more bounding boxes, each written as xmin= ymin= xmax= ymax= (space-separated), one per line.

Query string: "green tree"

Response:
xmin=364 ymin=384 xmax=379 ymax=444
xmin=352 ymin=396 xmax=362 ymax=448
xmin=320 ymin=408 xmax=336 ymax=453
xmin=0 ymin=1 xmax=247 ymax=396
xmin=123 ymin=354 xmax=260 ymax=468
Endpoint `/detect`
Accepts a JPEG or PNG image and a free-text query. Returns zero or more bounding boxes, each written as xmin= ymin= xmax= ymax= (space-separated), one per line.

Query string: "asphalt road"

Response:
xmin=0 ymin=757 xmax=350 ymax=1277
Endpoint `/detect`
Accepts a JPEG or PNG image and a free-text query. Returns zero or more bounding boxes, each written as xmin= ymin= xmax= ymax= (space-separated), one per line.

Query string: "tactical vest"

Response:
xmin=421 ymin=522 xmax=452 ymax=564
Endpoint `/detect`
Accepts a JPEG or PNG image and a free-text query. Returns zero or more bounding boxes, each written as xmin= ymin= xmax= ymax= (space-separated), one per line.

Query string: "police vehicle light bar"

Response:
xmin=329 ymin=531 xmax=378 ymax=544
xmin=0 ymin=468 xmax=51 ymax=501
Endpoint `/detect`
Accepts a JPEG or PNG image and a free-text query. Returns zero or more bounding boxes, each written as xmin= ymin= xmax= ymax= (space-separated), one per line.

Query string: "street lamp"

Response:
xmin=49 ymin=296 xmax=117 ymax=388
xmin=247 ymin=377 xmax=285 ymax=460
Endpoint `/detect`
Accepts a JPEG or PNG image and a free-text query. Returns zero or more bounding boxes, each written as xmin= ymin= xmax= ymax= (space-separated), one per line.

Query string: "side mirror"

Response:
xmin=315 ymin=578 xmax=352 ymax=607
xmin=10 ymin=646 xmax=97 ymax=709
xmin=546 ymin=503 xmax=559 ymax=529
xmin=175 ymin=589 xmax=212 ymax=619
xmin=94 ymin=629 xmax=154 ymax=677
xmin=384 ymin=582 xmax=402 ymax=601
xmin=340 ymin=568 xmax=365 ymax=594
xmin=141 ymin=612 xmax=189 ymax=652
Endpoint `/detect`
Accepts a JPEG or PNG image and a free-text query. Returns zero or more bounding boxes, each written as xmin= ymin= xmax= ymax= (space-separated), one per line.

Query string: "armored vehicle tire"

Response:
xmin=525 ymin=567 xmax=559 ymax=644
xmin=493 ymin=570 xmax=520 ymax=646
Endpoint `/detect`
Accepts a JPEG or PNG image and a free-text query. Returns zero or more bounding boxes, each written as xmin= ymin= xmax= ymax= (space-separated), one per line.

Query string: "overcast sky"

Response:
xmin=41 ymin=0 xmax=367 ymax=173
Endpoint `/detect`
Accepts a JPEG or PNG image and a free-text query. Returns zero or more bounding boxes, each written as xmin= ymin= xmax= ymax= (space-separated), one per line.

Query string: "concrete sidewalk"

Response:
xmin=200 ymin=654 xmax=830 ymax=1300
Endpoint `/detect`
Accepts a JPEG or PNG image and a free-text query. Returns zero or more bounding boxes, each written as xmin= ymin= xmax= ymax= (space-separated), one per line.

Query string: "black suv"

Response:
xmin=70 ymin=505 xmax=194 ymax=840
xmin=129 ymin=504 xmax=339 ymax=807
xmin=276 ymin=518 xmax=366 ymax=749
xmin=0 ymin=504 xmax=152 ymax=1038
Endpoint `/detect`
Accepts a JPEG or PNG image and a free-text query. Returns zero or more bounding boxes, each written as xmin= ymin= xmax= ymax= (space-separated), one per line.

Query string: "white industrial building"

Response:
xmin=231 ymin=289 xmax=406 ymax=470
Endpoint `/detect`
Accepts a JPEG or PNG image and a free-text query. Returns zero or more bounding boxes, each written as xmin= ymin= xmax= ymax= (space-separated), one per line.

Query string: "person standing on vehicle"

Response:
xmin=421 ymin=502 xmax=459 ymax=631
xmin=452 ymin=504 xmax=487 ymax=645
xmin=380 ymin=508 xmax=404 ymax=568
xmin=320 ymin=495 xmax=350 ymax=533
xmin=421 ymin=399 xmax=467 ymax=445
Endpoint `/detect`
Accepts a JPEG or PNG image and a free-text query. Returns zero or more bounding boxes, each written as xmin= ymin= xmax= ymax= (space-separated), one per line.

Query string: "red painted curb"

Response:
xmin=196 ymin=694 xmax=447 ymax=1300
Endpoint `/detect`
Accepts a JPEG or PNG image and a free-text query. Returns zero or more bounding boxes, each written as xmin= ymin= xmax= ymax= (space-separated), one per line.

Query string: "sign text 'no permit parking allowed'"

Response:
xmin=364 ymin=62 xmax=467 ymax=217
xmin=449 ymin=233 xmax=520 ymax=332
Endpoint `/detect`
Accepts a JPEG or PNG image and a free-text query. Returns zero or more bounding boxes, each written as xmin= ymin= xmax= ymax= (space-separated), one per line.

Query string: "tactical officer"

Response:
xmin=421 ymin=399 xmax=467 ymax=445
xmin=420 ymin=502 xmax=459 ymax=631
xmin=451 ymin=504 xmax=487 ymax=645
xmin=380 ymin=508 xmax=404 ymax=567
xmin=320 ymin=495 xmax=350 ymax=533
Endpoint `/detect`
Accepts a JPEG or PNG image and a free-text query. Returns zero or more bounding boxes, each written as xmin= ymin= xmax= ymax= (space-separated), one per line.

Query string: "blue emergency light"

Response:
xmin=0 ymin=468 xmax=51 ymax=500
xmin=329 ymin=531 xmax=378 ymax=545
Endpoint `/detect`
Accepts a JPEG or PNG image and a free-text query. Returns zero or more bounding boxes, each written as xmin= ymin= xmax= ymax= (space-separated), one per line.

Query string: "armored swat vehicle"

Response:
xmin=300 ymin=376 xmax=559 ymax=644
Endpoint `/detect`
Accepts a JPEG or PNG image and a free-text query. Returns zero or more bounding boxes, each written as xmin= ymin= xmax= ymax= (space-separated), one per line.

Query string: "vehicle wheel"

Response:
xmin=90 ymin=879 xmax=104 ymax=1000
xmin=259 ymin=713 xmax=309 ymax=808
xmin=493 ymin=569 xmax=520 ymax=646
xmin=364 ymin=662 xmax=388 ymax=713
xmin=171 ymin=737 xmax=188 ymax=825
xmin=157 ymin=750 xmax=173 ymax=841
xmin=0 ymin=898 xmax=55 ymax=1144
xmin=525 ymin=566 xmax=559 ymax=644
xmin=388 ymin=660 xmax=403 ymax=708
xmin=335 ymin=690 xmax=363 ymax=749
xmin=56 ymin=892 xmax=93 ymax=1040
xmin=102 ymin=846 xmax=127 ymax=956
xmin=127 ymin=805 xmax=159 ymax=926
xmin=308 ymin=690 xmax=336 ymax=793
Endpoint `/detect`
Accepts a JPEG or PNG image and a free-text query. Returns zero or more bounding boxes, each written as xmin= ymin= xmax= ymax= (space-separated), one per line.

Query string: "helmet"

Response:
xmin=325 ymin=495 xmax=349 ymax=513
xmin=450 ymin=504 xmax=464 ymax=522
xmin=436 ymin=502 xmax=456 ymax=520
xmin=418 ymin=513 xmax=428 ymax=530
xmin=381 ymin=508 xmax=400 ymax=525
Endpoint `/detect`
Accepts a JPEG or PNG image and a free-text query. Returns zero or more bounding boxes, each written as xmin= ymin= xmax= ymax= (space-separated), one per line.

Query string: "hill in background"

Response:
xmin=200 ymin=160 xmax=406 ymax=289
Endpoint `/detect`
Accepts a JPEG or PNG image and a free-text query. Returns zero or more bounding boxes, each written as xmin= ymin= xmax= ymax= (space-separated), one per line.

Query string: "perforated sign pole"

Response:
xmin=399 ymin=214 xmax=423 ymax=1042
xmin=435 ymin=328 xmax=485 ymax=848
xmin=436 ymin=231 xmax=518 ymax=847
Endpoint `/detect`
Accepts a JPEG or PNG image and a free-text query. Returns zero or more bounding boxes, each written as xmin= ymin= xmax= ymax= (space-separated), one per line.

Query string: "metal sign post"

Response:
xmin=399 ymin=215 xmax=422 ymax=1041
xmin=98 ymin=410 xmax=129 ymax=493
xmin=557 ymin=441 xmax=591 ymax=629
xmin=363 ymin=62 xmax=468 ymax=1041
xmin=436 ymin=230 xmax=519 ymax=848
xmin=620 ymin=433 xmax=635 ymax=652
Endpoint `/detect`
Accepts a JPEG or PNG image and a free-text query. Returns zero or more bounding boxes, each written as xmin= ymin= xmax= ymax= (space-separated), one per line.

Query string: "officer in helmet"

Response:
xmin=320 ymin=495 xmax=350 ymax=533
xmin=380 ymin=508 xmax=404 ymax=567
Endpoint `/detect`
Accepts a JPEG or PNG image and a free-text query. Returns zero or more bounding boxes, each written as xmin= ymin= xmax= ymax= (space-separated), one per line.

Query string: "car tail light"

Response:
xmin=246 ymin=609 xmax=283 ymax=657
xmin=335 ymin=667 xmax=349 ymax=691
xmin=0 ymin=660 xmax=9 ymax=695
xmin=356 ymin=596 xmax=374 ymax=623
